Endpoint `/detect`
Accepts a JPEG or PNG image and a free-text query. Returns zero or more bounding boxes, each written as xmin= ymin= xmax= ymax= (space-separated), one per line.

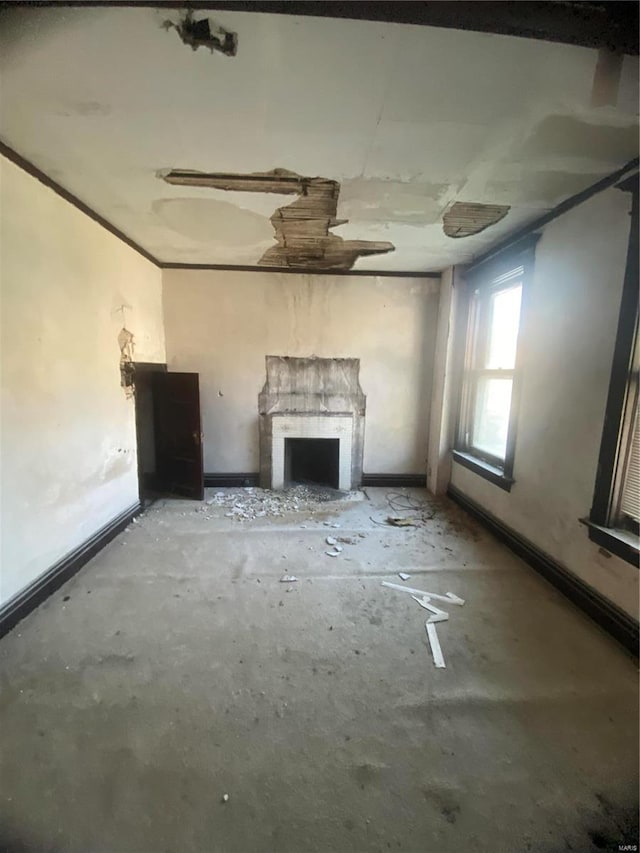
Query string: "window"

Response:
xmin=453 ymin=240 xmax=537 ymax=491
xmin=614 ymin=328 xmax=639 ymax=534
xmin=586 ymin=178 xmax=639 ymax=566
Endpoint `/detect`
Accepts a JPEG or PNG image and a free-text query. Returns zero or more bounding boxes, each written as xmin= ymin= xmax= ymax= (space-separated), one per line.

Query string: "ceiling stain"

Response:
xmin=443 ymin=202 xmax=510 ymax=238
xmin=161 ymin=168 xmax=395 ymax=269
xmin=53 ymin=101 xmax=112 ymax=118
xmin=520 ymin=115 xmax=639 ymax=162
xmin=339 ymin=178 xmax=448 ymax=224
xmin=152 ymin=198 xmax=273 ymax=247
xmin=485 ymin=171 xmax=608 ymax=206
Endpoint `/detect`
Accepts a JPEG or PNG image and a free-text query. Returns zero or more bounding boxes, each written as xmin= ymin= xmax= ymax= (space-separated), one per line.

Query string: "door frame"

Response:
xmin=132 ymin=362 xmax=167 ymax=502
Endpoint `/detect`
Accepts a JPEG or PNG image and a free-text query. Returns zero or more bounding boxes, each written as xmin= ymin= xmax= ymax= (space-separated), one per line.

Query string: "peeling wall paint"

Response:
xmin=118 ymin=327 xmax=135 ymax=397
xmin=162 ymin=169 xmax=395 ymax=269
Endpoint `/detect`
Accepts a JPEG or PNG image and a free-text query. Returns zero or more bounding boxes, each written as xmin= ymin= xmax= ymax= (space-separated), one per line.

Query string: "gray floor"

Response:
xmin=0 ymin=488 xmax=637 ymax=853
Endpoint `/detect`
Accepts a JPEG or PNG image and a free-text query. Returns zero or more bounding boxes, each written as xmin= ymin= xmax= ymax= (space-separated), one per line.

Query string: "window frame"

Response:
xmin=585 ymin=177 xmax=639 ymax=567
xmin=453 ymin=237 xmax=538 ymax=492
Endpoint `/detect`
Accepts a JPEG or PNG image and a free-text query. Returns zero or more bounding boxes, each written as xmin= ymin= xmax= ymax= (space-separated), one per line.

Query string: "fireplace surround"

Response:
xmin=258 ymin=356 xmax=365 ymax=490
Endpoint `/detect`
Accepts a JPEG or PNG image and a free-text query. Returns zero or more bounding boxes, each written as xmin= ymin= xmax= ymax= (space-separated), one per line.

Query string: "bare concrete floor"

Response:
xmin=0 ymin=488 xmax=638 ymax=853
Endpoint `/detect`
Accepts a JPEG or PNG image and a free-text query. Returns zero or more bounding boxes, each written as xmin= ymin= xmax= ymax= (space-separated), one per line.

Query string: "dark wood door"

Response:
xmin=152 ymin=372 xmax=204 ymax=500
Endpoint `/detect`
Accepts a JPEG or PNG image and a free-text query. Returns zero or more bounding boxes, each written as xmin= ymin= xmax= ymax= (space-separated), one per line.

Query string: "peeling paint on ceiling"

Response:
xmin=443 ymin=202 xmax=511 ymax=238
xmin=163 ymin=11 xmax=237 ymax=56
xmin=161 ymin=168 xmax=395 ymax=269
xmin=0 ymin=7 xmax=637 ymax=269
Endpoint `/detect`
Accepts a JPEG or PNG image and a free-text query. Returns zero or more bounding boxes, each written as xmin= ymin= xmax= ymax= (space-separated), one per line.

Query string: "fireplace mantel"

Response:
xmin=258 ymin=356 xmax=365 ymax=490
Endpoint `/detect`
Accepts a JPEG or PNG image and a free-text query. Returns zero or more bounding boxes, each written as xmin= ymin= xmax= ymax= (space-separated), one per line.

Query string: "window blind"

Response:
xmin=621 ymin=394 xmax=640 ymax=523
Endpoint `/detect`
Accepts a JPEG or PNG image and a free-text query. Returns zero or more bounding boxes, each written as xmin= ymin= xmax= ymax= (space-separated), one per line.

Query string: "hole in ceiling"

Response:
xmin=160 ymin=168 xmax=395 ymax=270
xmin=163 ymin=11 xmax=237 ymax=57
xmin=443 ymin=202 xmax=510 ymax=238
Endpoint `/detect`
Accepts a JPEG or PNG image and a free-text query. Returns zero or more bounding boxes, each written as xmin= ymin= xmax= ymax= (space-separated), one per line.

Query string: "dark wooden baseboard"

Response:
xmin=204 ymin=473 xmax=259 ymax=487
xmin=0 ymin=502 xmax=140 ymax=639
xmin=203 ymin=473 xmax=426 ymax=489
xmin=447 ymin=486 xmax=639 ymax=656
xmin=361 ymin=474 xmax=426 ymax=488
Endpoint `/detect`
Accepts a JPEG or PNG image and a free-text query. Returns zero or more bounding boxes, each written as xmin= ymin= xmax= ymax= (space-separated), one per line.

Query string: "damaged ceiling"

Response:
xmin=161 ymin=168 xmax=394 ymax=269
xmin=0 ymin=6 xmax=638 ymax=271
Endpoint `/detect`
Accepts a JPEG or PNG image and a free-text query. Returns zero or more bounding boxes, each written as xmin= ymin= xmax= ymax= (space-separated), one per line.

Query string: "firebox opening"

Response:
xmin=284 ymin=438 xmax=340 ymax=489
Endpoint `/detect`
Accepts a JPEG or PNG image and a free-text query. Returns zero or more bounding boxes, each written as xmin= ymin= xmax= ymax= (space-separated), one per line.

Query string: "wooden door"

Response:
xmin=152 ymin=372 xmax=204 ymax=500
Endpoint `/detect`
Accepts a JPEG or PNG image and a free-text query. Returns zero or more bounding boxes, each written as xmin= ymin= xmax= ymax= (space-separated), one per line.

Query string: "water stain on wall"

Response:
xmin=161 ymin=168 xmax=395 ymax=269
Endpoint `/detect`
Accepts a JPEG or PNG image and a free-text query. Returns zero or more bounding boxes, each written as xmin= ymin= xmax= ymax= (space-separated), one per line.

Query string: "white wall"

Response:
xmin=450 ymin=187 xmax=638 ymax=617
xmin=162 ymin=270 xmax=440 ymax=474
xmin=0 ymin=156 xmax=165 ymax=605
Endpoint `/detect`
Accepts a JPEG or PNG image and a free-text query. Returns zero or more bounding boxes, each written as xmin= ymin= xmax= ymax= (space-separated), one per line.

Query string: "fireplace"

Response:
xmin=285 ymin=438 xmax=340 ymax=489
xmin=259 ymin=356 xmax=365 ymax=491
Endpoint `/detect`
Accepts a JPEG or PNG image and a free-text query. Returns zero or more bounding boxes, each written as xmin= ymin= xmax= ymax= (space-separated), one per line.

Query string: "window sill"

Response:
xmin=451 ymin=450 xmax=514 ymax=492
xmin=581 ymin=519 xmax=640 ymax=568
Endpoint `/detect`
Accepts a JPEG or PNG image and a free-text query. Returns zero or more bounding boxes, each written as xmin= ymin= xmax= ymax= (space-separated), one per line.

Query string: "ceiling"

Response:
xmin=0 ymin=6 xmax=638 ymax=271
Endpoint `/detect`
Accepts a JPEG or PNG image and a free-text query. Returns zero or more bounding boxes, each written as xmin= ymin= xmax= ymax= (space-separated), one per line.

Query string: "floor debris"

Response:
xmin=326 ymin=536 xmax=337 ymax=546
xmin=411 ymin=594 xmax=448 ymax=622
xmin=398 ymin=572 xmax=411 ymax=581
xmin=279 ymin=575 xmax=298 ymax=583
xmin=381 ymin=581 xmax=465 ymax=606
xmin=382 ymin=580 xmax=464 ymax=670
xmin=386 ymin=516 xmax=418 ymax=527
xmin=325 ymin=550 xmax=341 ymax=558
xmin=426 ymin=622 xmax=446 ymax=668
xmin=201 ymin=485 xmax=355 ymax=521
xmin=369 ymin=492 xmax=437 ymax=527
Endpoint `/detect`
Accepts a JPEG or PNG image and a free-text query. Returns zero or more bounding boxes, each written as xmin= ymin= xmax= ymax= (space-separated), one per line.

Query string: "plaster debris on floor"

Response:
xmin=199 ymin=483 xmax=360 ymax=521
xmin=382 ymin=577 xmax=465 ymax=670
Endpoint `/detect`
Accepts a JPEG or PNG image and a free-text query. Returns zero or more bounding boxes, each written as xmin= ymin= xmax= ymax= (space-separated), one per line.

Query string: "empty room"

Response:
xmin=0 ymin=3 xmax=638 ymax=852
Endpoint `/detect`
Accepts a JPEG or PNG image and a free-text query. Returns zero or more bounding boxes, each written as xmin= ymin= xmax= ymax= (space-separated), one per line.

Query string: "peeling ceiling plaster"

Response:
xmin=0 ymin=7 xmax=638 ymax=271
xmin=443 ymin=203 xmax=511 ymax=238
xmin=160 ymin=168 xmax=394 ymax=269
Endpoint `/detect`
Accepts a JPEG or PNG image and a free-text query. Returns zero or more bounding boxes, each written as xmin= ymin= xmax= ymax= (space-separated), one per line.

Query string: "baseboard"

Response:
xmin=361 ymin=474 xmax=426 ymax=488
xmin=204 ymin=473 xmax=259 ymax=487
xmin=447 ymin=485 xmax=639 ymax=656
xmin=204 ymin=472 xmax=426 ymax=489
xmin=0 ymin=502 xmax=140 ymax=640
